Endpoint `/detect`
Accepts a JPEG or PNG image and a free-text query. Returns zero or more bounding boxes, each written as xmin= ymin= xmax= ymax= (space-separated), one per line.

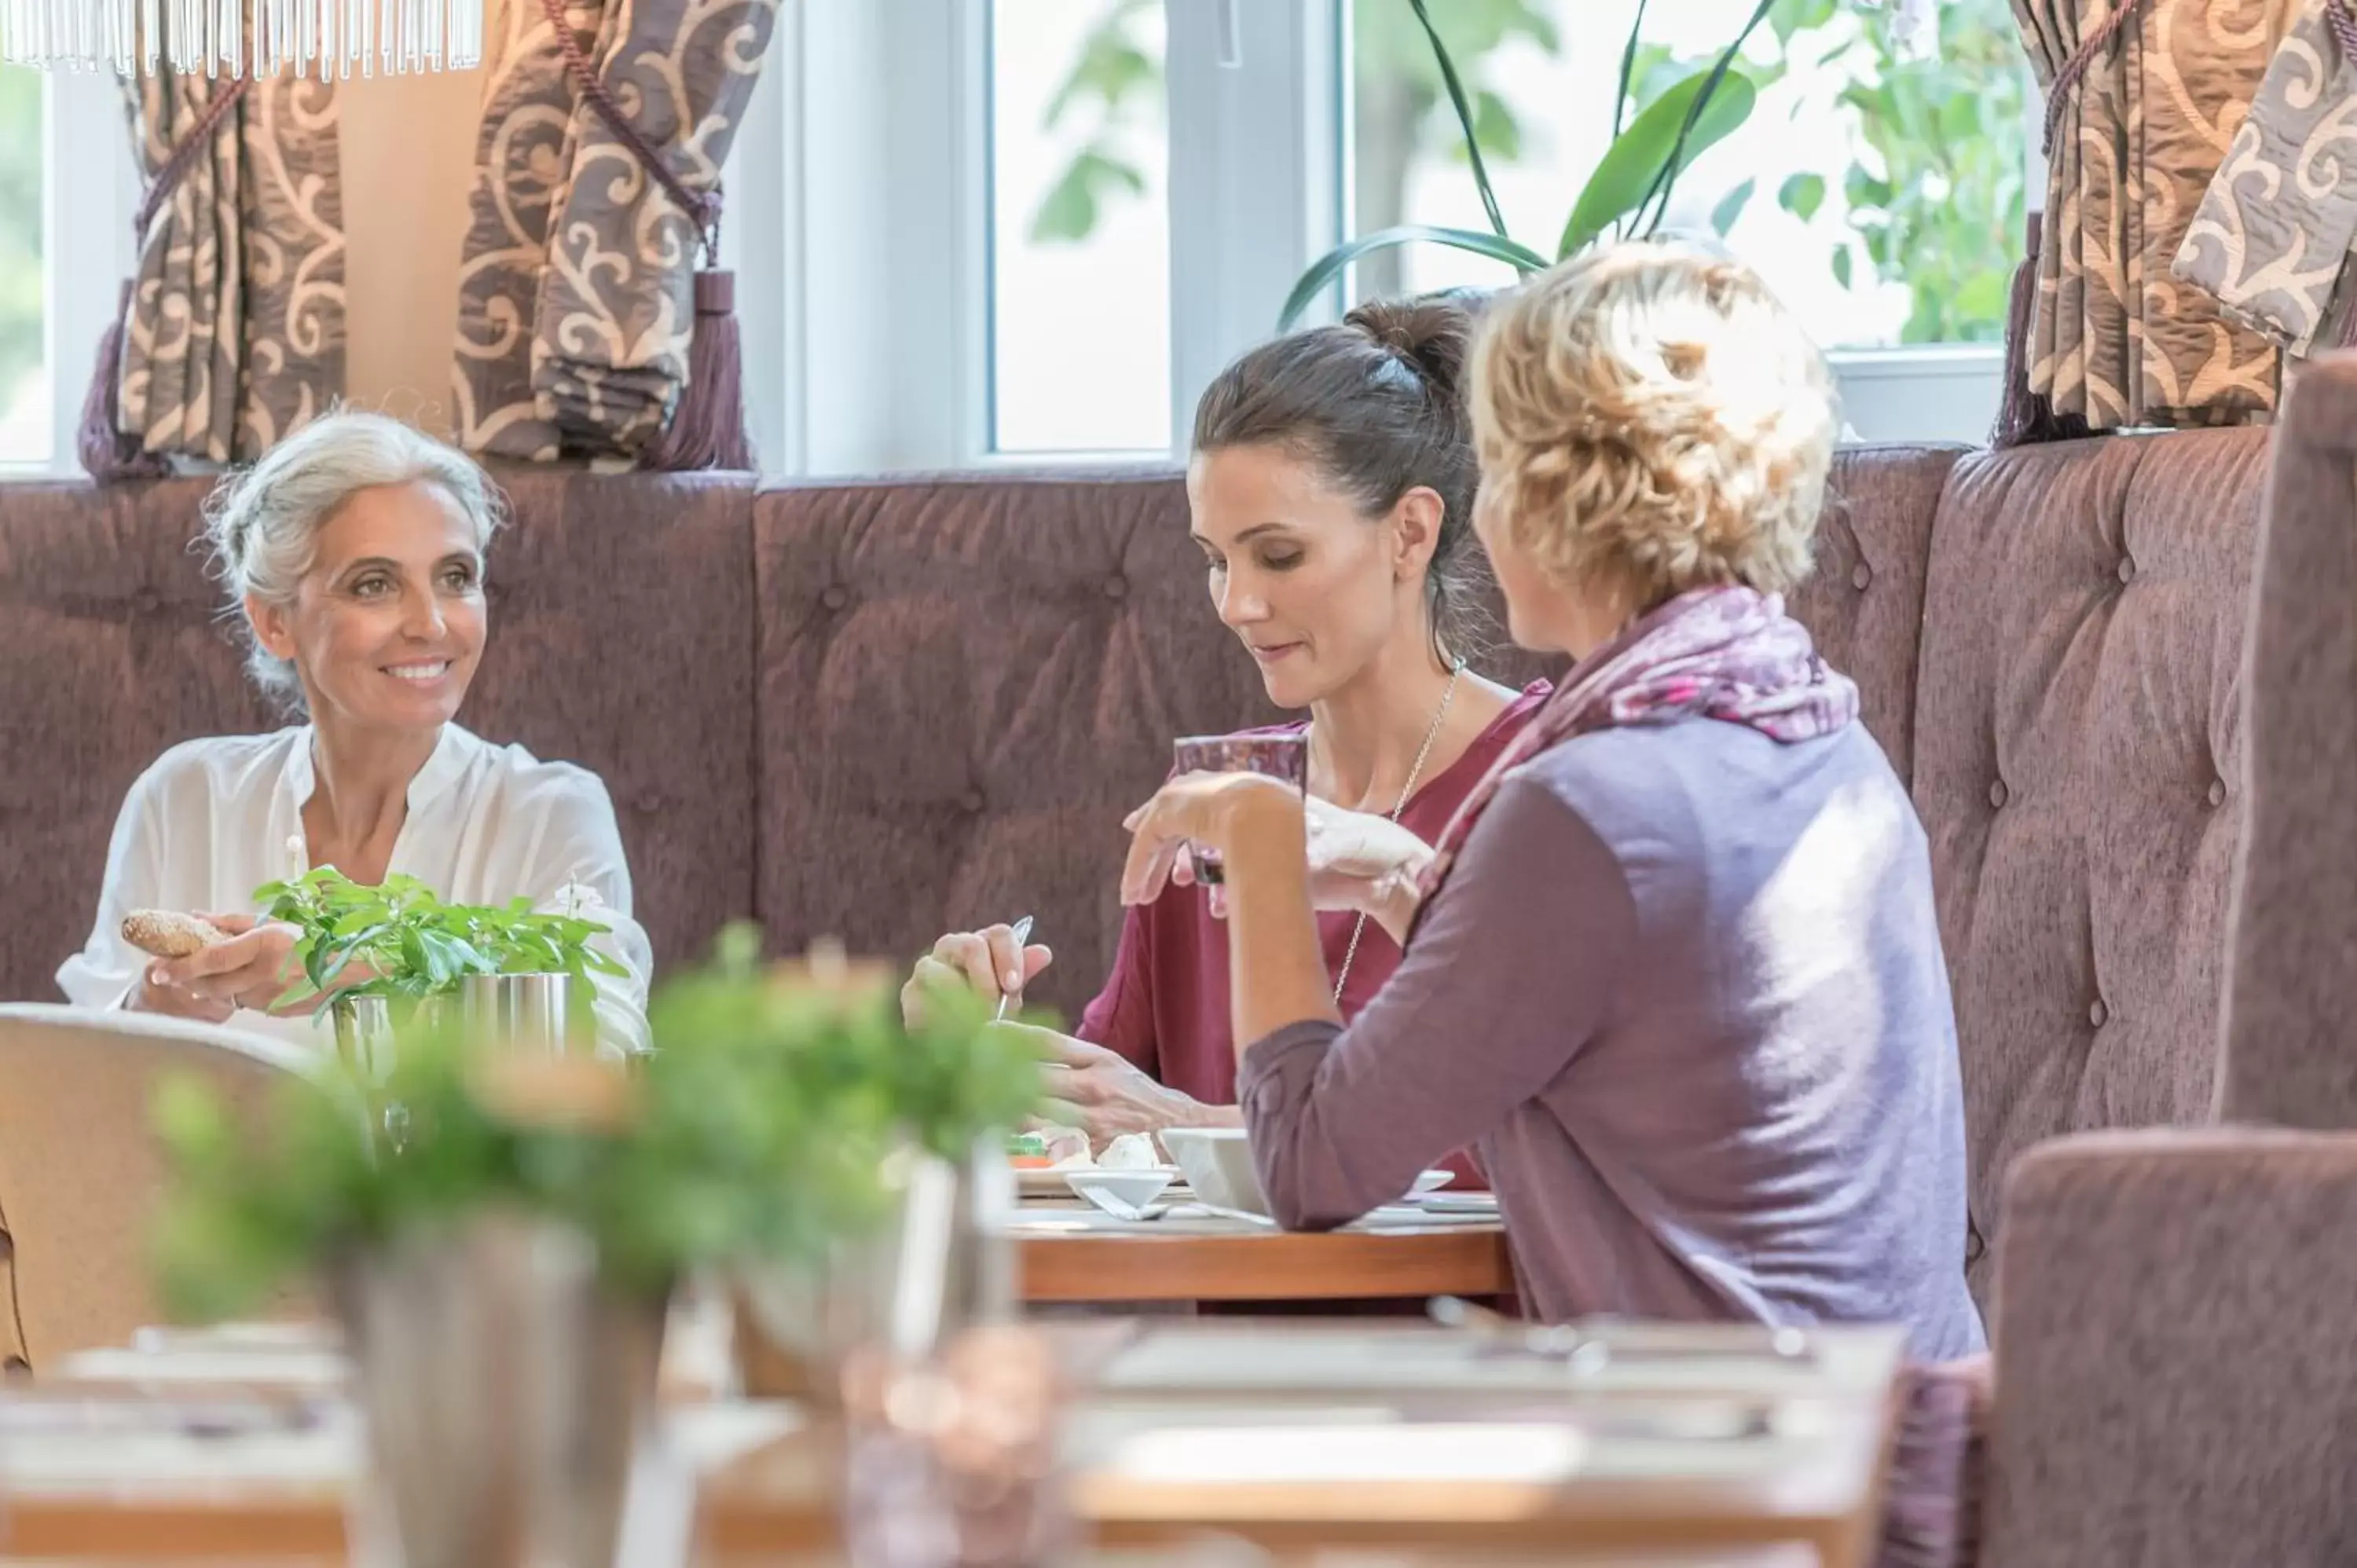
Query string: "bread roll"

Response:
xmin=122 ymin=910 xmax=232 ymax=959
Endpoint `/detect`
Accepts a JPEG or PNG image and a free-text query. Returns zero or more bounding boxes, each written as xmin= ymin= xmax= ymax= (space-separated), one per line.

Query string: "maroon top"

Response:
xmin=1078 ymin=682 xmax=1552 ymax=1154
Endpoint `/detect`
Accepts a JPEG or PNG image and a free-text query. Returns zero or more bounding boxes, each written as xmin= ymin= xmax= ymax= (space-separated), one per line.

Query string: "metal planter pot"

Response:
xmin=335 ymin=1214 xmax=669 ymax=1568
xmin=735 ymin=1140 xmax=1015 ymax=1403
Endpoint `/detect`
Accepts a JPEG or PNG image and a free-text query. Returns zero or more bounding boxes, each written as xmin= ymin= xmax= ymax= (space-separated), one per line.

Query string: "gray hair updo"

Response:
xmin=203 ymin=412 xmax=505 ymax=713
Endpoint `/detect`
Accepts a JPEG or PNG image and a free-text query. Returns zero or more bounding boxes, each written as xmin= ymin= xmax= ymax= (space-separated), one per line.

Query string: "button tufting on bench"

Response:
xmin=1851 ymin=562 xmax=1872 ymax=591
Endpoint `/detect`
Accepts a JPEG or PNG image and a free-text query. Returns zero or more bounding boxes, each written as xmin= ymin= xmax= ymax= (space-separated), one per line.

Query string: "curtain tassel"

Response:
xmin=640 ymin=266 xmax=753 ymax=472
xmin=77 ymin=280 xmax=170 ymax=482
xmin=1992 ymin=213 xmax=2090 ymax=449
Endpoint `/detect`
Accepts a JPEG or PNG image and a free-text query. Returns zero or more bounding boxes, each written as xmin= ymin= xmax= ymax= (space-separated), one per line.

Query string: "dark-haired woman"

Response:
xmin=908 ymin=298 xmax=1549 ymax=1153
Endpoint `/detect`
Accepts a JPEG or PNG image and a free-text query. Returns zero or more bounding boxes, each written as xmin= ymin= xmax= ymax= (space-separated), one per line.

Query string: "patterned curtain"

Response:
xmin=2012 ymin=0 xmax=2282 ymax=429
xmin=92 ymin=58 xmax=344 ymax=474
xmin=452 ymin=0 xmax=778 ymax=463
xmin=2173 ymin=2 xmax=2357 ymax=358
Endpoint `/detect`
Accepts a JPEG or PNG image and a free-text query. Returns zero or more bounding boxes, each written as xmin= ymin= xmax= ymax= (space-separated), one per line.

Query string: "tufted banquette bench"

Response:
xmin=0 ymin=424 xmax=2274 ymax=1310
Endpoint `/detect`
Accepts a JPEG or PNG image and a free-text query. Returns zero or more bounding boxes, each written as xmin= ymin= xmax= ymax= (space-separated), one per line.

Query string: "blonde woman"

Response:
xmin=1120 ymin=243 xmax=1984 ymax=1356
xmin=57 ymin=412 xmax=652 ymax=1053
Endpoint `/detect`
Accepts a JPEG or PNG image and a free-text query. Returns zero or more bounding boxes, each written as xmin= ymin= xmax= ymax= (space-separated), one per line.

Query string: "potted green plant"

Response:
xmin=1278 ymin=0 xmax=1773 ymax=328
xmin=151 ymin=923 xmax=1039 ymax=1568
xmin=254 ymin=867 xmax=629 ymax=1044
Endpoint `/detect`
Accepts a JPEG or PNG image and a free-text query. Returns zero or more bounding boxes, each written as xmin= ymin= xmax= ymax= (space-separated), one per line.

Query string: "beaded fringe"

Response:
xmin=0 ymin=0 xmax=480 ymax=77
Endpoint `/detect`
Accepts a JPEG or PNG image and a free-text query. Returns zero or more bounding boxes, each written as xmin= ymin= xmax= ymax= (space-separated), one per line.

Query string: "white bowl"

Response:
xmin=1063 ymin=1167 xmax=1178 ymax=1213
xmin=1157 ymin=1127 xmax=1268 ymax=1215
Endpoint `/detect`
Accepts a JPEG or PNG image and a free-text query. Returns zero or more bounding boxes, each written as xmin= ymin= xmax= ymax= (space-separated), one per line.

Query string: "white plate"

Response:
xmin=1017 ymin=1167 xmax=1082 ymax=1197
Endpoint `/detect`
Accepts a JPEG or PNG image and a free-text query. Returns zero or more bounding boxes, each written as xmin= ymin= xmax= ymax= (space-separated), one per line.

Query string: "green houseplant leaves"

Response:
xmin=255 ymin=868 xmax=629 ymax=1019
xmin=1556 ymin=66 xmax=1759 ymax=261
xmin=152 ymin=924 xmax=1052 ymax=1321
xmin=1277 ymin=0 xmax=1765 ymax=330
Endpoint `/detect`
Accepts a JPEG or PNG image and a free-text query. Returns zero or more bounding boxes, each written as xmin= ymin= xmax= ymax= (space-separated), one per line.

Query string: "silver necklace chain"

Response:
xmin=1325 ymin=660 xmax=1465 ymax=1005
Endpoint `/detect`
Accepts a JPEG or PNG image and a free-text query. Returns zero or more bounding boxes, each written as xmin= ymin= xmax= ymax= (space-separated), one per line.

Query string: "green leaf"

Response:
xmin=1778 ymin=172 xmax=1825 ymax=222
xmin=1028 ymin=148 xmax=1146 ymax=245
xmin=1407 ymin=0 xmax=1510 ymax=242
xmin=1832 ymin=247 xmax=1854 ymax=289
xmin=1278 ymin=225 xmax=1548 ymax=332
xmin=1614 ymin=0 xmax=1650 ymax=140
xmin=1710 ymin=177 xmax=1756 ymax=236
xmin=1463 ymin=87 xmax=1523 ymax=163
xmin=1954 ymin=268 xmax=2009 ymax=324
xmin=1846 ymin=167 xmax=1896 ymax=211
xmin=1560 ymin=66 xmax=1758 ymax=260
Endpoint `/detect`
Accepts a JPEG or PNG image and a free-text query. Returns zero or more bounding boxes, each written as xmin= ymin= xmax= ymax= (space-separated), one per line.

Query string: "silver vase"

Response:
xmin=335 ymin=1214 xmax=669 ymax=1568
xmin=736 ymin=1139 xmax=1016 ymax=1401
xmin=332 ymin=994 xmax=396 ymax=1082
xmin=458 ymin=973 xmax=574 ymax=1054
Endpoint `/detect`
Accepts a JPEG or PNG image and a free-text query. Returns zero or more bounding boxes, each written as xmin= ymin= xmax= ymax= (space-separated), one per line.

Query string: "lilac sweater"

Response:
xmin=1238 ymin=716 xmax=1986 ymax=1360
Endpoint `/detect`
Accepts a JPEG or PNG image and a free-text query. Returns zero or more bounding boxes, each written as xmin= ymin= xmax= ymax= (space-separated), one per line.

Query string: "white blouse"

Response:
xmin=57 ymin=724 xmax=653 ymax=1054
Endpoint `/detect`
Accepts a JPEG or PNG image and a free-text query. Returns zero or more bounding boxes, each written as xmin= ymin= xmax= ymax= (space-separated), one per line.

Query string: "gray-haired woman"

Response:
xmin=57 ymin=412 xmax=652 ymax=1053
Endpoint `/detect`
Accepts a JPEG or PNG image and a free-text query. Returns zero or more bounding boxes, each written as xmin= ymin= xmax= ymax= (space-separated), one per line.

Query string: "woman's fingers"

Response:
xmin=981 ymin=925 xmax=1028 ymax=996
xmin=929 ymin=932 xmax=1003 ymax=998
xmin=1121 ymin=834 xmax=1182 ymax=907
xmin=154 ymin=929 xmax=269 ymax=995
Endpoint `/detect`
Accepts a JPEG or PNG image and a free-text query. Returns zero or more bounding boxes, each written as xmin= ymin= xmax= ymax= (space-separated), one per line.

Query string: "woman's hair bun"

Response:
xmin=1343 ymin=291 xmax=1479 ymax=404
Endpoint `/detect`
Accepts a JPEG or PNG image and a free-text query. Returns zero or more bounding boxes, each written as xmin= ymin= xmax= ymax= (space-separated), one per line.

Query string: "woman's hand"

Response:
xmin=131 ymin=914 xmax=303 ymax=1019
xmin=1019 ymin=1027 xmax=1230 ymax=1146
xmin=1120 ymin=771 xmax=1306 ymax=908
xmin=900 ymin=924 xmax=1054 ymax=1027
xmin=1176 ymin=796 xmax=1434 ymax=940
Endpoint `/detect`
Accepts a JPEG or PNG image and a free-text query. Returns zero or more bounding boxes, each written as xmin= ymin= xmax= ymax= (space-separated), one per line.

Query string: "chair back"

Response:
xmin=0 ymin=1005 xmax=311 ymax=1369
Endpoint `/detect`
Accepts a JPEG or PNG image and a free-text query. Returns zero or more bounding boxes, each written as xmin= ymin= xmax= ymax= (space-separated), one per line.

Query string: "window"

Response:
xmin=731 ymin=0 xmax=2037 ymax=471
xmin=0 ymin=64 xmax=46 ymax=467
xmin=988 ymin=0 xmax=1172 ymax=454
xmin=1347 ymin=0 xmax=2030 ymax=349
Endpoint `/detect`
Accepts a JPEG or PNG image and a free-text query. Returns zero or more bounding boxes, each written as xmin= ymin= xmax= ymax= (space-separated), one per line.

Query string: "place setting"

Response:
xmin=1009 ymin=1125 xmax=1496 ymax=1231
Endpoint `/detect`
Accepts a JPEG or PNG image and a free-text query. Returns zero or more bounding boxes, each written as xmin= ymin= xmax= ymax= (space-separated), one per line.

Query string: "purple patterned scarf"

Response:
xmin=1411 ymin=584 xmax=1860 ymax=928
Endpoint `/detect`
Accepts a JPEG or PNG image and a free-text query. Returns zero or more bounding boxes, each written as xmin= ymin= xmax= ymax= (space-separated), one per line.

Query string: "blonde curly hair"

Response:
xmin=1468 ymin=240 xmax=1838 ymax=606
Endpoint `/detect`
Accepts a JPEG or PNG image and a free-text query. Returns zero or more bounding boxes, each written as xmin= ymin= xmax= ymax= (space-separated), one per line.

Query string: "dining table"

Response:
xmin=0 ymin=1317 xmax=1908 ymax=1567
xmin=1008 ymin=1192 xmax=1515 ymax=1307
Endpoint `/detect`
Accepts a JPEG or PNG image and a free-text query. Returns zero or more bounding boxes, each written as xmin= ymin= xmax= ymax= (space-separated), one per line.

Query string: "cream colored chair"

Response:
xmin=0 ymin=1005 xmax=313 ymax=1371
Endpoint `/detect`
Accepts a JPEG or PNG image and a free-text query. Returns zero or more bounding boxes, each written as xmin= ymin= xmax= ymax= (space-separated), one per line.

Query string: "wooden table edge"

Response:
xmin=1017 ymin=1224 xmax=1513 ymax=1303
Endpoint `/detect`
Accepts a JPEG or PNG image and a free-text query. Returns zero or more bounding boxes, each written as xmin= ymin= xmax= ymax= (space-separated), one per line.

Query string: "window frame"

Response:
xmin=2 ymin=70 xmax=139 ymax=478
xmin=731 ymin=0 xmax=2034 ymax=474
xmin=8 ymin=1 xmax=2033 ymax=478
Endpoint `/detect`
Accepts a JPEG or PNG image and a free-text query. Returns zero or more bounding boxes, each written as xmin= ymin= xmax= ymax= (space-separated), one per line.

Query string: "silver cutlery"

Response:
xmin=1428 ymin=1295 xmax=1818 ymax=1368
xmin=995 ymin=915 xmax=1034 ymax=1022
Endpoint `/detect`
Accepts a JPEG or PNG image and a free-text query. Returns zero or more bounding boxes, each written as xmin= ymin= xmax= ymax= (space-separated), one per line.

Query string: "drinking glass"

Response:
xmin=1169 ymin=732 xmax=1307 ymax=884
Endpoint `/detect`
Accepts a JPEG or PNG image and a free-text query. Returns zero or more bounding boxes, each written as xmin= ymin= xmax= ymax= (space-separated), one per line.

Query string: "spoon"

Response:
xmin=995 ymin=915 xmax=1034 ymax=1023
